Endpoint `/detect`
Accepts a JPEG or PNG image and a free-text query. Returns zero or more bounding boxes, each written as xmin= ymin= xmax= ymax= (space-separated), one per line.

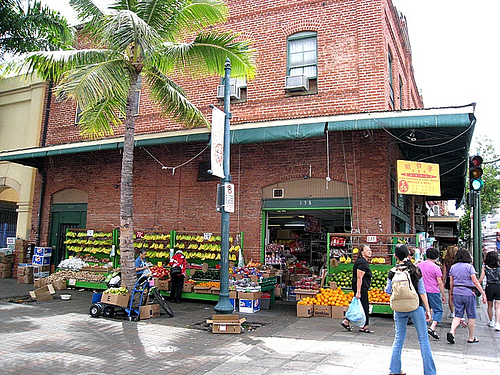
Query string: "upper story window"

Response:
xmin=388 ymin=48 xmax=394 ymax=109
xmin=217 ymin=76 xmax=247 ymax=102
xmin=288 ymin=31 xmax=317 ymax=78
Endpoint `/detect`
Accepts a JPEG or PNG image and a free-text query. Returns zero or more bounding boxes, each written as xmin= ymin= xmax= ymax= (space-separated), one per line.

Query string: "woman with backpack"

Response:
xmin=385 ymin=244 xmax=436 ymax=375
xmin=446 ymin=249 xmax=487 ymax=344
xmin=478 ymin=250 xmax=500 ymax=330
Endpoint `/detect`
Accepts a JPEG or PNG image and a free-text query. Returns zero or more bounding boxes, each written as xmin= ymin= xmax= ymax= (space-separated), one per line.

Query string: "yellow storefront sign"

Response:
xmin=397 ymin=160 xmax=441 ymax=196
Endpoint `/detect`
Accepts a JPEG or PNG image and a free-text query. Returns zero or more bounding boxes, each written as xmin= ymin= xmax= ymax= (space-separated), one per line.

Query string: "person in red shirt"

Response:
xmin=169 ymin=250 xmax=187 ymax=303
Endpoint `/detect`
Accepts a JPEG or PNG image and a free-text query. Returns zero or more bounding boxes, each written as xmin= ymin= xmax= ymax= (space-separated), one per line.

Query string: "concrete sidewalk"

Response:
xmin=0 ymin=278 xmax=498 ymax=374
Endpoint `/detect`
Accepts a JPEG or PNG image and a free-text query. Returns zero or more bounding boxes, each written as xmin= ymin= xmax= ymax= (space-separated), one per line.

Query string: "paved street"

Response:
xmin=0 ymin=278 xmax=498 ymax=374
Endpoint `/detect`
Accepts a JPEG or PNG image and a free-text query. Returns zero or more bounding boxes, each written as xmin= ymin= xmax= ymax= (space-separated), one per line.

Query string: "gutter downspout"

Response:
xmin=36 ymin=81 xmax=51 ymax=246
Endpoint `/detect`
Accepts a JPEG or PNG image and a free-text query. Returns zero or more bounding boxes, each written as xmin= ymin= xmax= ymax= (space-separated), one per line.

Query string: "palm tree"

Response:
xmin=0 ymin=0 xmax=72 ymax=59
xmin=2 ymin=0 xmax=255 ymax=290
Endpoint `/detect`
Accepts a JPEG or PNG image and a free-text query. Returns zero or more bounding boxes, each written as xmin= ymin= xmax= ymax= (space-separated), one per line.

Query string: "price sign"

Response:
xmin=366 ymin=235 xmax=377 ymax=243
xmin=203 ymin=233 xmax=213 ymax=241
xmin=68 ymin=279 xmax=76 ymax=286
xmin=87 ymin=230 xmax=94 ymax=237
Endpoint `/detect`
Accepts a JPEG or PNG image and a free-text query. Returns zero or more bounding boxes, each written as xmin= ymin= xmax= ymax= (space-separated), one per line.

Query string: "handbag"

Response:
xmin=345 ymin=297 xmax=366 ymax=327
xmin=170 ymin=266 xmax=182 ymax=276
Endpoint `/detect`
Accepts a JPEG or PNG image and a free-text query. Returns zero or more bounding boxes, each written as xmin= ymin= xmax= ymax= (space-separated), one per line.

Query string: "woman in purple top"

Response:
xmin=447 ymin=249 xmax=487 ymax=344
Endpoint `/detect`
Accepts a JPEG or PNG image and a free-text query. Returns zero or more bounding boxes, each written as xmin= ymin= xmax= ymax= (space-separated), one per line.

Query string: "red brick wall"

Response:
xmin=43 ymin=0 xmax=421 ymax=146
xmin=31 ymin=130 xmax=394 ymax=261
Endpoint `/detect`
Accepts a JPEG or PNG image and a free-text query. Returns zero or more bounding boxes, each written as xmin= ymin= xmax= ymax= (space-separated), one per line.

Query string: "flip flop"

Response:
xmin=340 ymin=321 xmax=351 ymax=331
xmin=359 ymin=327 xmax=374 ymax=333
xmin=446 ymin=332 xmax=455 ymax=344
xmin=467 ymin=338 xmax=479 ymax=343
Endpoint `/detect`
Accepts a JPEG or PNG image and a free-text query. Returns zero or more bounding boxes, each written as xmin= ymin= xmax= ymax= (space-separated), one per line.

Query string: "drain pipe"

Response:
xmin=36 ymin=81 xmax=52 ymax=246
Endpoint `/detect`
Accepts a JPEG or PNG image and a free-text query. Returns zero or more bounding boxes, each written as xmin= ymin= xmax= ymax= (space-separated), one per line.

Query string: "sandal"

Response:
xmin=428 ymin=328 xmax=440 ymax=340
xmin=359 ymin=327 xmax=374 ymax=333
xmin=446 ymin=332 xmax=455 ymax=344
xmin=340 ymin=321 xmax=351 ymax=331
xmin=467 ymin=337 xmax=479 ymax=343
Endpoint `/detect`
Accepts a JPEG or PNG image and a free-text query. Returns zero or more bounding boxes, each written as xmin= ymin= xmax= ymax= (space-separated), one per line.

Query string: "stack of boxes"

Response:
xmin=17 ymin=264 xmax=34 ymax=284
xmin=32 ymin=247 xmax=52 ymax=279
xmin=0 ymin=252 xmax=13 ymax=278
xmin=13 ymin=239 xmax=29 ymax=279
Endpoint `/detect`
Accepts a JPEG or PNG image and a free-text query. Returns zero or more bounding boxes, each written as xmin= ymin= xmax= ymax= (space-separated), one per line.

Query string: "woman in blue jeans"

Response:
xmin=385 ymin=244 xmax=436 ymax=375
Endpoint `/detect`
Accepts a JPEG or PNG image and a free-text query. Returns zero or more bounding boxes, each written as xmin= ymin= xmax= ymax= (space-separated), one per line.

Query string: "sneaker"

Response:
xmin=488 ymin=320 xmax=495 ymax=328
xmin=495 ymin=322 xmax=500 ymax=331
xmin=447 ymin=313 xmax=454 ymax=318
xmin=428 ymin=328 xmax=440 ymax=340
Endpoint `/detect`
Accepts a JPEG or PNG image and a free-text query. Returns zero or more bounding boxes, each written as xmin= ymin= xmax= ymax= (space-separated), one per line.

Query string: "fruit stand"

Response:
xmin=326 ymin=233 xmax=421 ymax=315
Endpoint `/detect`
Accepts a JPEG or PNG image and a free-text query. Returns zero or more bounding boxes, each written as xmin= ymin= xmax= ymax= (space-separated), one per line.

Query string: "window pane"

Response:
xmin=289 ymin=67 xmax=304 ymax=76
xmin=289 ymin=53 xmax=303 ymax=66
xmin=303 ymin=51 xmax=316 ymax=65
xmin=303 ymin=65 xmax=316 ymax=78
xmin=289 ymin=40 xmax=303 ymax=53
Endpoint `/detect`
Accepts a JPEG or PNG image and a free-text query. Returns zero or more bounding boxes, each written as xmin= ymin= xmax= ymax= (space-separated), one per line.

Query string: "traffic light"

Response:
xmin=469 ymin=155 xmax=484 ymax=191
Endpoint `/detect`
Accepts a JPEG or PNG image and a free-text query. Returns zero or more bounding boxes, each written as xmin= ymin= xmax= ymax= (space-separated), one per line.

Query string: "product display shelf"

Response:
xmin=259 ymin=276 xmax=277 ymax=305
xmin=67 ymin=280 xmax=108 ymax=290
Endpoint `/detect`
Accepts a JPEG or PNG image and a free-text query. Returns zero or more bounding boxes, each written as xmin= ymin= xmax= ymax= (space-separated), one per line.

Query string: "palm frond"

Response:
xmin=77 ymin=95 xmax=127 ymax=139
xmin=69 ymin=0 xmax=104 ymax=23
xmin=145 ymin=65 xmax=209 ymax=128
xmin=137 ymin=0 xmax=227 ymax=40
xmin=151 ymin=31 xmax=256 ymax=79
xmin=102 ymin=10 xmax=162 ymax=58
xmin=55 ymin=58 xmax=132 ymax=107
xmin=1 ymin=49 xmax=123 ymax=81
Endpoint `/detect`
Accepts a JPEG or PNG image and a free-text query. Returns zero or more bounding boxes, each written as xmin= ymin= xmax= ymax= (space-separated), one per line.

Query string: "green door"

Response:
xmin=49 ymin=203 xmax=87 ymax=266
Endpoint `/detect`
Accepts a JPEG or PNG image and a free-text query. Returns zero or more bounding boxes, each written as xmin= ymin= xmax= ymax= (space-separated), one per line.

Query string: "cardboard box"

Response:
xmin=229 ymin=290 xmax=238 ymax=310
xmin=29 ymin=284 xmax=55 ymax=301
xmin=15 ymin=252 xmax=29 ymax=262
xmin=33 ymin=247 xmax=52 ymax=256
xmin=17 ymin=265 xmax=33 ymax=276
xmin=154 ymin=278 xmax=170 ymax=291
xmin=331 ymin=306 xmax=348 ymax=319
xmin=193 ymin=286 xmax=212 ymax=294
xmin=294 ymin=289 xmax=318 ymax=301
xmin=51 ymin=279 xmax=67 ymax=291
xmin=207 ymin=314 xmax=246 ymax=334
xmin=0 ymin=270 xmax=12 ymax=278
xmin=140 ymin=304 xmax=160 ymax=319
xmin=237 ymin=291 xmax=261 ymax=300
xmin=0 ymin=254 xmax=14 ymax=263
xmin=211 ymin=287 xmax=220 ymax=295
xmin=33 ymin=265 xmax=50 ymax=274
xmin=32 ymin=255 xmax=51 ymax=266
xmin=182 ymin=282 xmax=194 ymax=293
xmin=15 ymin=239 xmax=28 ymax=251
xmin=101 ymin=292 xmax=131 ymax=307
xmin=297 ymin=303 xmax=313 ymax=318
xmin=314 ymin=304 xmax=332 ymax=318
xmin=239 ymin=298 xmax=260 ymax=313
xmin=17 ymin=274 xmax=33 ymax=283
xmin=329 ymin=281 xmax=338 ymax=290
xmin=34 ymin=278 xmax=47 ymax=288
xmin=0 ymin=263 xmax=12 ymax=271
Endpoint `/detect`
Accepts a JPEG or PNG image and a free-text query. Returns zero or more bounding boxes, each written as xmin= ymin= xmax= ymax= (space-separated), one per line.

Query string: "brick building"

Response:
xmin=0 ymin=0 xmax=475 ymax=267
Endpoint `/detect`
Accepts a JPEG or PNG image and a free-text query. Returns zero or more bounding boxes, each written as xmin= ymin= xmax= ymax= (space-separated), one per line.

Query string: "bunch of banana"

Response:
xmin=370 ymin=257 xmax=386 ymax=264
xmin=339 ymin=256 xmax=352 ymax=264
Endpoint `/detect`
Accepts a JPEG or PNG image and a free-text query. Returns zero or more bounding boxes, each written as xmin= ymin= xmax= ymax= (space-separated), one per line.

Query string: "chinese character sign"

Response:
xmin=397 ymin=160 xmax=441 ymax=196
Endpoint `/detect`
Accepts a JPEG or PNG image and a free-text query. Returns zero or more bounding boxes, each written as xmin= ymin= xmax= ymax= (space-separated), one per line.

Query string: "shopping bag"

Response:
xmin=345 ymin=297 xmax=366 ymax=327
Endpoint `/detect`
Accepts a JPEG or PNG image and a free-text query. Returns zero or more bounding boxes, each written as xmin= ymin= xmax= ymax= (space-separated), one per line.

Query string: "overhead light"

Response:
xmin=270 ymin=215 xmax=295 ymax=219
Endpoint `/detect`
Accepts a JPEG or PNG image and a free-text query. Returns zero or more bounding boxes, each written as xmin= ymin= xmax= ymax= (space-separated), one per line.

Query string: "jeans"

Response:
xmin=426 ymin=293 xmax=443 ymax=323
xmin=389 ymin=306 xmax=436 ymax=375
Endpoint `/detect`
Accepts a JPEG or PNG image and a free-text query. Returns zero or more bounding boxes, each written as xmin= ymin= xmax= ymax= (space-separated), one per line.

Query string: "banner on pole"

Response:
xmin=397 ymin=160 xmax=441 ymax=196
xmin=211 ymin=107 xmax=226 ymax=178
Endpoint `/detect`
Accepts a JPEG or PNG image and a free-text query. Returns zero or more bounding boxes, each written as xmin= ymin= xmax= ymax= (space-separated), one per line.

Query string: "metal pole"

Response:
xmin=214 ymin=58 xmax=234 ymax=314
xmin=472 ymin=191 xmax=481 ymax=272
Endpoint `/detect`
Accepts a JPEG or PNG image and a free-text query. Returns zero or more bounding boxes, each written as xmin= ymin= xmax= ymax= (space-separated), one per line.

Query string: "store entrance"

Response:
xmin=264 ymin=208 xmax=351 ymax=273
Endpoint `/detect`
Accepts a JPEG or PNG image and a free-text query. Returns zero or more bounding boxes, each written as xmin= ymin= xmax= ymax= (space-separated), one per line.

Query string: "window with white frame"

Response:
xmin=287 ymin=31 xmax=317 ymax=78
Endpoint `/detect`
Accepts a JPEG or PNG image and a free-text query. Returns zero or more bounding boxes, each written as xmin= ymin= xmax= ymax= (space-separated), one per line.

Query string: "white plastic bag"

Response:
xmin=345 ymin=297 xmax=366 ymax=327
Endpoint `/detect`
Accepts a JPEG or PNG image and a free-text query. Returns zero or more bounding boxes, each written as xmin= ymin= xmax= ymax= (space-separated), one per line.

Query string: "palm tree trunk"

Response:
xmin=120 ymin=72 xmax=139 ymax=291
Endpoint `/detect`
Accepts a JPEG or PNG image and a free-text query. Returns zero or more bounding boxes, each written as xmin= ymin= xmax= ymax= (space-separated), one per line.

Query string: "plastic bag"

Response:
xmin=345 ymin=297 xmax=366 ymax=327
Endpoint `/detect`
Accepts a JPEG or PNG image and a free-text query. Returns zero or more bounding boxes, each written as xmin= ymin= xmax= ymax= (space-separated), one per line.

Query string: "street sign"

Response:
xmin=224 ymin=183 xmax=235 ymax=213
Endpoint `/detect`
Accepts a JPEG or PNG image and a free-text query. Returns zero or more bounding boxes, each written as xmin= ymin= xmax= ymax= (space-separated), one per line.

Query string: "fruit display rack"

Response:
xmin=64 ymin=229 xmax=118 ymax=267
xmin=133 ymin=231 xmax=173 ymax=263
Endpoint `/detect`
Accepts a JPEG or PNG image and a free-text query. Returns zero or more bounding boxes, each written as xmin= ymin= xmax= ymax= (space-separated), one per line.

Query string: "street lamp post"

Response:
xmin=214 ymin=58 xmax=234 ymax=314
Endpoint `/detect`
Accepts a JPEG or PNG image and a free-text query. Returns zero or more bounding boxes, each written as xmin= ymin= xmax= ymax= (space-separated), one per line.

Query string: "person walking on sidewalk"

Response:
xmin=446 ymin=249 xmax=487 ymax=344
xmin=418 ymin=247 xmax=446 ymax=340
xmin=443 ymin=246 xmax=458 ymax=318
xmin=478 ymin=250 xmax=500 ymax=330
xmin=386 ymin=244 xmax=436 ymax=375
xmin=341 ymin=244 xmax=373 ymax=333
